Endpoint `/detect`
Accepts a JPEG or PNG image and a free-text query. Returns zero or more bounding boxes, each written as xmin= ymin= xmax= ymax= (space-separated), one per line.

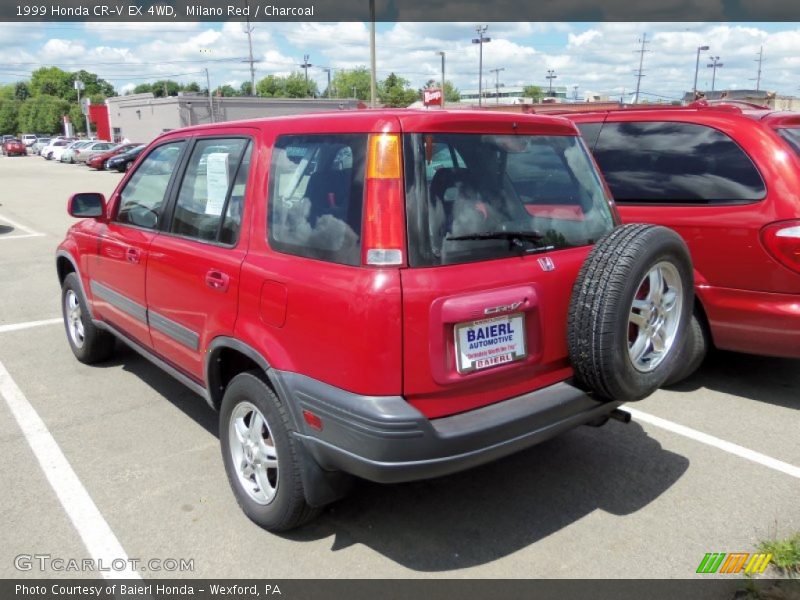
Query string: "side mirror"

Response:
xmin=68 ymin=193 xmax=106 ymax=218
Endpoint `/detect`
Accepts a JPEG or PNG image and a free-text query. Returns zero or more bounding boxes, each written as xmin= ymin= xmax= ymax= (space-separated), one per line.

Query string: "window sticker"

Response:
xmin=206 ymin=153 xmax=230 ymax=215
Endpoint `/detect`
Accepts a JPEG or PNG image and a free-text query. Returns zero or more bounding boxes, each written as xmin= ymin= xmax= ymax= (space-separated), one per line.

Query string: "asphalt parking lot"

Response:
xmin=0 ymin=154 xmax=798 ymax=580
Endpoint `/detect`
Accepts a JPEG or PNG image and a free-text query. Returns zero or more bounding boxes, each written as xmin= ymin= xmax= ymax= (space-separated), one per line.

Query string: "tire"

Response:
xmin=567 ymin=224 xmax=694 ymax=402
xmin=220 ymin=370 xmax=320 ymax=531
xmin=663 ymin=310 xmax=710 ymax=386
xmin=61 ymin=273 xmax=116 ymax=364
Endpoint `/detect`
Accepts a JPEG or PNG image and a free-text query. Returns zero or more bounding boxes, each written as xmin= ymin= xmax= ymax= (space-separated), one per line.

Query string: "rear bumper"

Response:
xmin=699 ymin=285 xmax=800 ymax=359
xmin=273 ymin=371 xmax=619 ymax=484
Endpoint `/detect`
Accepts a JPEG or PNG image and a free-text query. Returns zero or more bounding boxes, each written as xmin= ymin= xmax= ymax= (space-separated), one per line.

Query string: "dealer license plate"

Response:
xmin=454 ymin=313 xmax=527 ymax=374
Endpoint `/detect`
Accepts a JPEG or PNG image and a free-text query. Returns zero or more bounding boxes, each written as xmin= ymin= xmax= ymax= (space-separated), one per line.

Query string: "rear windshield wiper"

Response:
xmin=445 ymin=231 xmax=553 ymax=253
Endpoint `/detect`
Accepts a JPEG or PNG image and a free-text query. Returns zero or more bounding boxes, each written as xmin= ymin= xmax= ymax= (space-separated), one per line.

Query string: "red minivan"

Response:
xmin=56 ymin=110 xmax=692 ymax=530
xmin=568 ymin=102 xmax=800 ymax=383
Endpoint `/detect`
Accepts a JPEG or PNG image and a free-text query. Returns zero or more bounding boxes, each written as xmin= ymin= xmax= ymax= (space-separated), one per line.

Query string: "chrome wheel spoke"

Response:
xmin=629 ymin=311 xmax=647 ymax=329
xmin=258 ymin=439 xmax=278 ymax=470
xmin=651 ymin=327 xmax=667 ymax=353
xmin=648 ymin=268 xmax=664 ymax=304
xmin=229 ymin=402 xmax=279 ymax=506
xmin=248 ymin=412 xmax=264 ymax=444
xmin=629 ymin=334 xmax=650 ymax=364
xmin=233 ymin=418 xmax=249 ymax=444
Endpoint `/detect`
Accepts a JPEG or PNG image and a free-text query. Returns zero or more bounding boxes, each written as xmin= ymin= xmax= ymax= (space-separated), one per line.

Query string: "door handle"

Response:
xmin=126 ymin=247 xmax=142 ymax=264
xmin=205 ymin=269 xmax=230 ymax=292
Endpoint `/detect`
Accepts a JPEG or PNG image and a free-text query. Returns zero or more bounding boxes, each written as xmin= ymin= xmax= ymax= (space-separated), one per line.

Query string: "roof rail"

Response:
xmin=687 ymin=99 xmax=770 ymax=112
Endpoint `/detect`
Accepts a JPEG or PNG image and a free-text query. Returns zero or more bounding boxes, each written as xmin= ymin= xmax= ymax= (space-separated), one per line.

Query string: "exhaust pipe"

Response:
xmin=609 ymin=408 xmax=631 ymax=424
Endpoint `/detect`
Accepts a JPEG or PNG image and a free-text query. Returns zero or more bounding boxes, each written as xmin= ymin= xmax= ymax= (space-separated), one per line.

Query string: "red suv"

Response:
xmin=57 ymin=110 xmax=692 ymax=530
xmin=567 ymin=102 xmax=800 ymax=383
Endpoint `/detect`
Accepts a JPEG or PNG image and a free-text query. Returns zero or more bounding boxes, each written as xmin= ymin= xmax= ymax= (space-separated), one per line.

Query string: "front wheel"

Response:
xmin=568 ymin=224 xmax=694 ymax=402
xmin=220 ymin=371 xmax=320 ymax=531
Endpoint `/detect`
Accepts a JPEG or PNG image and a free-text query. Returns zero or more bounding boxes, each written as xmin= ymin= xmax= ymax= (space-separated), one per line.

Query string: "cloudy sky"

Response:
xmin=0 ymin=21 xmax=797 ymax=101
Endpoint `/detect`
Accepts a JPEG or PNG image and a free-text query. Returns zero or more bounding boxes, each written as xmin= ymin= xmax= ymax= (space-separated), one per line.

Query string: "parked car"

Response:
xmin=56 ymin=110 xmax=693 ymax=531
xmin=74 ymin=141 xmax=116 ymax=164
xmin=2 ymin=138 xmax=27 ymax=156
xmin=86 ymin=143 xmax=140 ymax=170
xmin=31 ymin=137 xmax=51 ymax=154
xmin=59 ymin=140 xmax=94 ymax=163
xmin=21 ymin=134 xmax=38 ymax=147
xmin=566 ymin=100 xmax=800 ymax=384
xmin=105 ymin=144 xmax=146 ymax=171
xmin=42 ymin=139 xmax=72 ymax=160
xmin=1 ymin=134 xmax=15 ymax=144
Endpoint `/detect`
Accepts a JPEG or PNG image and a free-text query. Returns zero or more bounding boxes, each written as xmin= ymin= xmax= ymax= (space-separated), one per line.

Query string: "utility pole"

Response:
xmin=633 ymin=33 xmax=650 ymax=104
xmin=244 ymin=1 xmax=256 ymax=96
xmin=707 ymin=56 xmax=723 ymax=92
xmin=489 ymin=67 xmax=504 ymax=104
xmin=754 ymin=46 xmax=765 ymax=91
xmin=205 ymin=68 xmax=214 ymax=123
xmin=323 ymin=67 xmax=333 ymax=98
xmin=573 ymin=84 xmax=579 ymax=101
xmin=300 ymin=54 xmax=313 ymax=97
xmin=436 ymin=51 xmax=446 ymax=108
xmin=163 ymin=80 xmax=169 ymax=97
xmin=546 ymin=69 xmax=557 ymax=96
xmin=472 ymin=25 xmax=491 ymax=106
xmin=693 ymin=44 xmax=710 ymax=99
xmin=369 ymin=0 xmax=377 ymax=107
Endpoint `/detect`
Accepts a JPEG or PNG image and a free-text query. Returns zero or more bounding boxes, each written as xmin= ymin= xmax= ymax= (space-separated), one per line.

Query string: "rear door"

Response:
xmin=91 ymin=139 xmax=187 ymax=347
xmin=145 ymin=133 xmax=255 ymax=380
xmin=399 ymin=120 xmax=617 ymax=418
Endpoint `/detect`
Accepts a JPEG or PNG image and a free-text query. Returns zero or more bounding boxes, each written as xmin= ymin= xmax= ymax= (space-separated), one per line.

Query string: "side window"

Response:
xmin=117 ymin=141 xmax=185 ymax=229
xmin=592 ymin=121 xmax=766 ymax=204
xmin=267 ymin=134 xmax=366 ymax=266
xmin=170 ymin=138 xmax=251 ymax=244
xmin=575 ymin=122 xmax=603 ymax=150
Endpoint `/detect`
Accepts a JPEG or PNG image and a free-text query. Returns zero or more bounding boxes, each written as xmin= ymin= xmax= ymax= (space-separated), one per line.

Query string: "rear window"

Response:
xmin=404 ymin=133 xmax=615 ymax=267
xmin=267 ymin=134 xmax=366 ymax=266
xmin=585 ymin=121 xmax=766 ymax=204
xmin=777 ymin=128 xmax=800 ymax=156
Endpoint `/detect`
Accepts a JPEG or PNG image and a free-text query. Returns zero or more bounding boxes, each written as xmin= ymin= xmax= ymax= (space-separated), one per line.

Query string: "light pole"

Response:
xmin=489 ymin=67 xmax=505 ymax=104
xmin=73 ymin=79 xmax=87 ymax=137
xmin=300 ymin=54 xmax=313 ymax=97
xmin=707 ymin=56 xmax=723 ymax=92
xmin=693 ymin=45 xmax=710 ymax=98
xmin=436 ymin=51 xmax=446 ymax=108
xmin=546 ymin=69 xmax=557 ymax=96
xmin=472 ymin=25 xmax=491 ymax=106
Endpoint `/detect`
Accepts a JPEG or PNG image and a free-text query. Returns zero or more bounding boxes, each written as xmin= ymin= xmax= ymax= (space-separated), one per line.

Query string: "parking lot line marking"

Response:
xmin=627 ymin=407 xmax=800 ymax=479
xmin=0 ymin=318 xmax=62 ymax=334
xmin=0 ymin=213 xmax=45 ymax=237
xmin=0 ymin=359 xmax=140 ymax=579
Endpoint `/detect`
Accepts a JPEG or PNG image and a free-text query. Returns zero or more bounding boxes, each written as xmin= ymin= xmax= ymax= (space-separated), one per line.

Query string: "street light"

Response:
xmin=546 ymin=69 xmax=557 ymax=96
xmin=693 ymin=45 xmax=710 ymax=98
xmin=707 ymin=56 xmax=723 ymax=93
xmin=436 ymin=51 xmax=446 ymax=108
xmin=472 ymin=26 xmax=491 ymax=106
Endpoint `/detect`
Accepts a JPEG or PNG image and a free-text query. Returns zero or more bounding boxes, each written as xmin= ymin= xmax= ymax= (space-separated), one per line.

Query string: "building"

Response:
xmin=106 ymin=93 xmax=363 ymax=143
xmin=681 ymin=89 xmax=800 ymax=111
xmin=458 ymin=85 xmax=569 ymax=105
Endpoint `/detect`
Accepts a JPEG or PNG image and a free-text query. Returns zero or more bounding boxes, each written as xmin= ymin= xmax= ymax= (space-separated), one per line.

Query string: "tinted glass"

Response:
xmin=591 ymin=121 xmax=765 ymax=203
xmin=405 ymin=133 xmax=615 ymax=267
xmin=777 ymin=128 xmax=800 ymax=156
xmin=268 ymin=134 xmax=366 ymax=266
xmin=117 ymin=141 xmax=184 ymax=229
xmin=171 ymin=138 xmax=251 ymax=244
xmin=575 ymin=122 xmax=603 ymax=149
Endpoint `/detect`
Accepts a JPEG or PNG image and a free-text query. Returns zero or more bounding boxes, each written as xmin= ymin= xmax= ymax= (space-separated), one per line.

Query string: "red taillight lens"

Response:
xmin=362 ymin=133 xmax=406 ymax=266
xmin=761 ymin=220 xmax=800 ymax=274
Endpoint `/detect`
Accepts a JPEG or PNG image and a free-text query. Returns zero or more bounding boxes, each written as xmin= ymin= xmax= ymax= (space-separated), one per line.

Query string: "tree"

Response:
xmin=17 ymin=95 xmax=71 ymax=135
xmin=30 ymin=67 xmax=74 ymax=99
xmin=239 ymin=81 xmax=253 ymax=96
xmin=256 ymin=75 xmax=286 ymax=98
xmin=379 ymin=73 xmax=418 ymax=108
xmin=327 ymin=67 xmax=371 ymax=100
xmin=150 ymin=80 xmax=182 ymax=98
xmin=0 ymin=98 xmax=20 ymax=135
xmin=71 ymin=69 xmax=115 ymax=99
xmin=422 ymin=79 xmax=460 ymax=103
xmin=522 ymin=85 xmax=545 ymax=102
xmin=284 ymin=71 xmax=318 ymax=98
xmin=14 ymin=82 xmax=31 ymax=102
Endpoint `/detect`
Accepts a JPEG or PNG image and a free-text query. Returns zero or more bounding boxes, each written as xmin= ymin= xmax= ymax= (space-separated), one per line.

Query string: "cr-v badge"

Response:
xmin=538 ymin=257 xmax=555 ymax=272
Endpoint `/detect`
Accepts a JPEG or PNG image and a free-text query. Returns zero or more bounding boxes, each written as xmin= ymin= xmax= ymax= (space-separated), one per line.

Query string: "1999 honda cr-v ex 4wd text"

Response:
xmin=56 ymin=110 xmax=693 ymax=530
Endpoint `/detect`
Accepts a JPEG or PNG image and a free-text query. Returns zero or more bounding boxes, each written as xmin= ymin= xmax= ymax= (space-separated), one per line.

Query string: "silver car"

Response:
xmin=59 ymin=141 xmax=93 ymax=163
xmin=74 ymin=141 xmax=116 ymax=164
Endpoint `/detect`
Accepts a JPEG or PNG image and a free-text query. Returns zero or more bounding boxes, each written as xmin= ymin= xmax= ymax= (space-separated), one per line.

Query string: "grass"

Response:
xmin=759 ymin=532 xmax=800 ymax=577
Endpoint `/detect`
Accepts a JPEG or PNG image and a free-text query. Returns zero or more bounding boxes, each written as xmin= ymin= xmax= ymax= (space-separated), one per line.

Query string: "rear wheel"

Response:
xmin=220 ymin=371 xmax=320 ymax=531
xmin=61 ymin=273 xmax=115 ymax=364
xmin=663 ymin=310 xmax=710 ymax=386
xmin=568 ymin=224 xmax=693 ymax=402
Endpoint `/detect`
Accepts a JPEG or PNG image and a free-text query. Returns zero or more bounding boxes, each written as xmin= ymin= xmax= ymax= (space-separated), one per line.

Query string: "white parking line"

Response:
xmin=627 ymin=407 xmax=800 ymax=479
xmin=0 ymin=359 xmax=140 ymax=579
xmin=0 ymin=213 xmax=45 ymax=238
xmin=0 ymin=318 xmax=62 ymax=334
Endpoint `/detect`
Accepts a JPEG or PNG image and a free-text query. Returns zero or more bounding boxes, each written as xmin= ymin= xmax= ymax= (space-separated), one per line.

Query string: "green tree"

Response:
xmin=0 ymin=84 xmax=14 ymax=100
xmin=215 ymin=84 xmax=239 ymax=97
xmin=328 ymin=67 xmax=371 ymax=100
xmin=17 ymin=95 xmax=71 ymax=135
xmin=150 ymin=80 xmax=182 ymax=98
xmin=0 ymin=98 xmax=21 ymax=135
xmin=422 ymin=79 xmax=460 ymax=103
xmin=522 ymin=85 xmax=545 ymax=102
xmin=284 ymin=71 xmax=318 ymax=98
xmin=239 ymin=81 xmax=253 ymax=96
xmin=72 ymin=69 xmax=115 ymax=99
xmin=183 ymin=81 xmax=201 ymax=93
xmin=256 ymin=74 xmax=287 ymax=98
xmin=379 ymin=73 xmax=418 ymax=108
xmin=14 ymin=82 xmax=31 ymax=102
xmin=30 ymin=67 xmax=74 ymax=99
xmin=132 ymin=83 xmax=153 ymax=95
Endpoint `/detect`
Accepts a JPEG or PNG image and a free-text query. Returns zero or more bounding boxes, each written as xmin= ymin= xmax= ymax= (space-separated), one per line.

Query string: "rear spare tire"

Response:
xmin=567 ymin=224 xmax=693 ymax=402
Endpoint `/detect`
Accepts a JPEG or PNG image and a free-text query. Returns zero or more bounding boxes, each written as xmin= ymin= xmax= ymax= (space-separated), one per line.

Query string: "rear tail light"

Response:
xmin=362 ymin=133 xmax=406 ymax=267
xmin=761 ymin=220 xmax=800 ymax=274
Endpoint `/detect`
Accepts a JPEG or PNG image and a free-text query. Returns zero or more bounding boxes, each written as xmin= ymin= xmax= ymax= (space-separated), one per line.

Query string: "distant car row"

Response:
xmin=34 ymin=137 xmax=145 ymax=172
